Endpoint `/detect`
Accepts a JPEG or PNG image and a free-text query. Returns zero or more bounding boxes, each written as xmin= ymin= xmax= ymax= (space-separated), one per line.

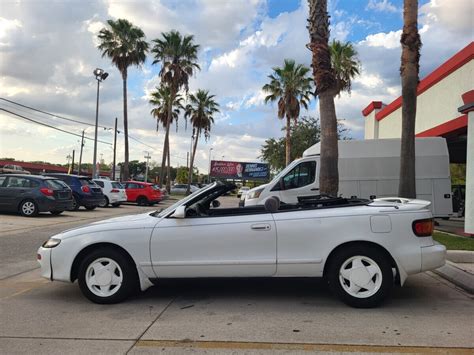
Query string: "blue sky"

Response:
xmin=0 ymin=0 xmax=471 ymax=171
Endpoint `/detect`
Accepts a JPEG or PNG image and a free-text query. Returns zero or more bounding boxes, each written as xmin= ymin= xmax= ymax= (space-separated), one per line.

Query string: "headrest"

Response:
xmin=264 ymin=196 xmax=280 ymax=213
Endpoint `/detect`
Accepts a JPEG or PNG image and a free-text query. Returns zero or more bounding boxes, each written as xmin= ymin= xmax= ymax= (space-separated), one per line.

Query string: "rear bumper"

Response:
xmin=79 ymin=196 xmax=104 ymax=207
xmin=421 ymin=243 xmax=446 ymax=271
xmin=37 ymin=198 xmax=74 ymax=212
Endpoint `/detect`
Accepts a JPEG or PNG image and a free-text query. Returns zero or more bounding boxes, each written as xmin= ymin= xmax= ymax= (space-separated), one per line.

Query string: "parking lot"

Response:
xmin=1 ymin=199 xmax=473 ymax=354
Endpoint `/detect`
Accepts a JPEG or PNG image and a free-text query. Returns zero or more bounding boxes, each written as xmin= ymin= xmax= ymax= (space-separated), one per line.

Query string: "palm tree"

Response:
xmin=330 ymin=40 xmax=360 ymax=95
xmin=262 ymin=59 xmax=313 ymax=166
xmin=399 ymin=0 xmax=421 ymax=198
xmin=307 ymin=0 xmax=339 ymax=196
xmin=97 ymin=19 xmax=149 ymax=181
xmin=151 ymin=30 xmax=200 ymax=192
xmin=184 ymin=90 xmax=219 ymax=194
xmin=149 ymin=85 xmax=185 ymax=184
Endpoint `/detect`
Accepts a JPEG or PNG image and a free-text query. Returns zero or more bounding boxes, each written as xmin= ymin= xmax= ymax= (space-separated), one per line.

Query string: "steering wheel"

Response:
xmin=195 ymin=203 xmax=207 ymax=216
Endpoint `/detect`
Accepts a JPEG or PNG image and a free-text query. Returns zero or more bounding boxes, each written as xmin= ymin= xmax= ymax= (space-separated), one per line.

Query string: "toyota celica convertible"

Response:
xmin=37 ymin=182 xmax=446 ymax=308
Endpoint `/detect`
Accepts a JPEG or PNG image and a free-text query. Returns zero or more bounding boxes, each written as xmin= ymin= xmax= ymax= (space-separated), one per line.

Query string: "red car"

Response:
xmin=123 ymin=181 xmax=161 ymax=206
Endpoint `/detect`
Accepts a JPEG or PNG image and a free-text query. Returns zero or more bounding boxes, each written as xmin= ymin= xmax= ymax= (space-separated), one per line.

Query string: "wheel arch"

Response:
xmin=323 ymin=240 xmax=402 ymax=286
xmin=70 ymin=242 xmax=137 ymax=283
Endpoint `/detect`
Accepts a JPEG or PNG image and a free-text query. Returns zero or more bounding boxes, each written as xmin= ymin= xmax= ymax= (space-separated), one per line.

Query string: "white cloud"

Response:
xmin=366 ymin=0 xmax=399 ymax=13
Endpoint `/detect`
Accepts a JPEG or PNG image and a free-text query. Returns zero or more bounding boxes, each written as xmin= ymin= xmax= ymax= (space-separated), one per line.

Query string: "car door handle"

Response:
xmin=251 ymin=223 xmax=271 ymax=231
xmin=311 ymin=188 xmax=319 ymax=191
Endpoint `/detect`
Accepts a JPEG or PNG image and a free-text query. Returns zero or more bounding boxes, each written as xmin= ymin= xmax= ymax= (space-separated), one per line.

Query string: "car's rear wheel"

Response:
xmin=50 ymin=210 xmax=63 ymax=215
xmin=19 ymin=200 xmax=38 ymax=217
xmin=137 ymin=196 xmax=148 ymax=206
xmin=78 ymin=248 xmax=139 ymax=304
xmin=99 ymin=196 xmax=109 ymax=208
xmin=326 ymin=245 xmax=393 ymax=308
xmin=70 ymin=196 xmax=80 ymax=211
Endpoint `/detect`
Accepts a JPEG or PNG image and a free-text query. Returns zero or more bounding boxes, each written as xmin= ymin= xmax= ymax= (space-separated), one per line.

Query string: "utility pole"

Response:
xmin=186 ymin=152 xmax=189 ymax=170
xmin=144 ymin=151 xmax=151 ymax=182
xmin=112 ymin=117 xmax=117 ymax=181
xmin=66 ymin=153 xmax=72 ymax=174
xmin=71 ymin=150 xmax=75 ymax=174
xmin=208 ymin=147 xmax=213 ymax=183
xmin=78 ymin=130 xmax=84 ymax=175
xmin=92 ymin=68 xmax=108 ymax=179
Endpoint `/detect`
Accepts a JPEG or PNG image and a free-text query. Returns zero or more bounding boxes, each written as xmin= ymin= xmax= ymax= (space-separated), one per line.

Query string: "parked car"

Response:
xmin=0 ymin=174 xmax=73 ymax=216
xmin=171 ymin=184 xmax=199 ymax=195
xmin=123 ymin=181 xmax=161 ymax=206
xmin=237 ymin=186 xmax=250 ymax=198
xmin=93 ymin=179 xmax=127 ymax=207
xmin=37 ymin=182 xmax=445 ymax=307
xmin=0 ymin=164 xmax=31 ymax=175
xmin=44 ymin=174 xmax=104 ymax=211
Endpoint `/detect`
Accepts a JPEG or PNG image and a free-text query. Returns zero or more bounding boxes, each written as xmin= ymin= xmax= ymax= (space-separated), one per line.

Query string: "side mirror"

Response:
xmin=172 ymin=205 xmax=186 ymax=218
xmin=212 ymin=200 xmax=220 ymax=208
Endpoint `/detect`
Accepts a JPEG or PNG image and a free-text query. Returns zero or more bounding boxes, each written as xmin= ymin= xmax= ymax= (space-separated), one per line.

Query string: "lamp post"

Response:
xmin=208 ymin=147 xmax=213 ymax=183
xmin=92 ymin=68 xmax=108 ymax=179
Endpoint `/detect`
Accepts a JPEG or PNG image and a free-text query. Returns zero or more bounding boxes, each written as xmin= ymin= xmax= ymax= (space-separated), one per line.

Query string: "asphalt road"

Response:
xmin=1 ymin=198 xmax=473 ymax=354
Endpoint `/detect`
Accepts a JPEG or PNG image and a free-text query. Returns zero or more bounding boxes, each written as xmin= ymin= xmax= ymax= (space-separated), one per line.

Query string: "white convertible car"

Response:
xmin=37 ymin=182 xmax=446 ymax=308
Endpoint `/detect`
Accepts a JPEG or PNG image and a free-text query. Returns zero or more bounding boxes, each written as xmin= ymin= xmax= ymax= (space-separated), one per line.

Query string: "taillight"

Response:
xmin=110 ymin=189 xmax=119 ymax=193
xmin=81 ymin=185 xmax=90 ymax=193
xmin=40 ymin=188 xmax=54 ymax=196
xmin=412 ymin=218 xmax=434 ymax=237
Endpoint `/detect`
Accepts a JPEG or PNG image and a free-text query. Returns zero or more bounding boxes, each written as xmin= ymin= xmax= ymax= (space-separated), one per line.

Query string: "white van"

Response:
xmin=244 ymin=137 xmax=453 ymax=218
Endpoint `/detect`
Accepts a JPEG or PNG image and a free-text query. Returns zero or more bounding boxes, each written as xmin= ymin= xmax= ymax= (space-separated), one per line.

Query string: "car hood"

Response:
xmin=55 ymin=212 xmax=157 ymax=240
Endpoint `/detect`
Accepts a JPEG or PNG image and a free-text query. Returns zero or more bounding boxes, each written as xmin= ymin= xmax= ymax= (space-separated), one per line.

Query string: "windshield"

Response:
xmin=79 ymin=178 xmax=98 ymax=186
xmin=153 ymin=183 xmax=216 ymax=218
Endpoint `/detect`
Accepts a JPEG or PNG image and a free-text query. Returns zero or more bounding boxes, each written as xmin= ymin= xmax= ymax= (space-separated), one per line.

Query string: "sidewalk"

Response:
xmin=433 ymin=250 xmax=474 ymax=294
xmin=435 ymin=217 xmax=473 ymax=237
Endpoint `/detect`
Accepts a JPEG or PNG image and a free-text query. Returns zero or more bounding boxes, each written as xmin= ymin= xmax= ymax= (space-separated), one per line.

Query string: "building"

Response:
xmin=362 ymin=42 xmax=473 ymax=234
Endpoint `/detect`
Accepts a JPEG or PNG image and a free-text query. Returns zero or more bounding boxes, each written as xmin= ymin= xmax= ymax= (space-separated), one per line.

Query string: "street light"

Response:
xmin=92 ymin=68 xmax=108 ymax=178
xmin=208 ymin=147 xmax=213 ymax=183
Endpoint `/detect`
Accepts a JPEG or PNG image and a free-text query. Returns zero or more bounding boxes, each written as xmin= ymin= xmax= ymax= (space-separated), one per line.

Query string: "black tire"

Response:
xmin=77 ymin=248 xmax=139 ymax=304
xmin=326 ymin=245 xmax=393 ymax=308
xmin=137 ymin=196 xmax=148 ymax=206
xmin=85 ymin=206 xmax=97 ymax=211
xmin=50 ymin=211 xmax=63 ymax=215
xmin=99 ymin=196 xmax=109 ymax=208
xmin=70 ymin=196 xmax=80 ymax=211
xmin=111 ymin=203 xmax=120 ymax=207
xmin=19 ymin=199 xmax=39 ymax=217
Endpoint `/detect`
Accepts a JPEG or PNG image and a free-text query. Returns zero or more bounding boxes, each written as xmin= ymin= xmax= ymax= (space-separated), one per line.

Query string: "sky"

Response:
xmin=0 ymin=0 xmax=472 ymax=172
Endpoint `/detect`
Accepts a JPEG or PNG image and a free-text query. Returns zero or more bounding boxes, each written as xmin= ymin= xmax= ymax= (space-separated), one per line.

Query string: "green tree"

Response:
xmin=262 ymin=59 xmax=313 ymax=166
xmin=98 ymin=19 xmax=149 ymax=181
xmin=330 ymin=40 xmax=360 ymax=95
xmin=151 ymin=30 xmax=200 ymax=192
xmin=398 ymin=0 xmax=422 ymax=198
xmin=260 ymin=116 xmax=349 ymax=173
xmin=184 ymin=89 xmax=219 ymax=194
xmin=149 ymin=84 xmax=185 ymax=185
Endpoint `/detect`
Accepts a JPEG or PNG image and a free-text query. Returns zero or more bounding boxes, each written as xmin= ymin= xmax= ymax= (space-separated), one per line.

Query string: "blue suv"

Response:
xmin=44 ymin=174 xmax=104 ymax=211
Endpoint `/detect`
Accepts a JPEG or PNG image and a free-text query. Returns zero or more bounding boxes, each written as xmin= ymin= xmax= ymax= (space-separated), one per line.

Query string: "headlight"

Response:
xmin=42 ymin=238 xmax=61 ymax=248
xmin=247 ymin=188 xmax=264 ymax=200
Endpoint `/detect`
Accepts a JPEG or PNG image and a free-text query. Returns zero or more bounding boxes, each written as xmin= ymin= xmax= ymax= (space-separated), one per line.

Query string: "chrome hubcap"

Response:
xmin=339 ymin=255 xmax=382 ymax=298
xmin=22 ymin=202 xmax=35 ymax=215
xmin=86 ymin=258 xmax=123 ymax=297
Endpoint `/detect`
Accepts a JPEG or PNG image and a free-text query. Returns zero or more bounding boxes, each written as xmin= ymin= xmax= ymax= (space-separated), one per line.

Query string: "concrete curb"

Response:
xmin=433 ymin=261 xmax=474 ymax=294
xmin=446 ymin=250 xmax=474 ymax=263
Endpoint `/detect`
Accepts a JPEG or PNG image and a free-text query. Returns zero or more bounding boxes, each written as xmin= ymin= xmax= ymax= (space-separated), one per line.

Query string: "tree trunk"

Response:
xmin=122 ymin=70 xmax=130 ymax=181
xmin=307 ymin=0 xmax=339 ymax=196
xmin=167 ymin=138 xmax=171 ymax=188
xmin=160 ymin=125 xmax=169 ymax=187
xmin=285 ymin=115 xmax=291 ymax=166
xmin=187 ymin=131 xmax=199 ymax=194
xmin=160 ymin=89 xmax=175 ymax=193
xmin=398 ymin=0 xmax=421 ymax=198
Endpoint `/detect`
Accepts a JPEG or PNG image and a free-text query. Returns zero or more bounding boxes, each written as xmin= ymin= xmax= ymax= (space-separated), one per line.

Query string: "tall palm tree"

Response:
xmin=97 ymin=19 xmax=149 ymax=181
xmin=262 ymin=59 xmax=313 ymax=166
xmin=399 ymin=0 xmax=421 ymax=198
xmin=149 ymin=85 xmax=185 ymax=183
xmin=307 ymin=0 xmax=339 ymax=196
xmin=184 ymin=90 xmax=219 ymax=194
xmin=330 ymin=40 xmax=360 ymax=96
xmin=151 ymin=30 xmax=200 ymax=192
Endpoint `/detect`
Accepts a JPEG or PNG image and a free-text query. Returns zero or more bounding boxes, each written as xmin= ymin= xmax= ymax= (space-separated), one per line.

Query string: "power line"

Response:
xmin=128 ymin=134 xmax=187 ymax=161
xmin=0 ymin=97 xmax=112 ymax=130
xmin=0 ymin=108 xmax=113 ymax=145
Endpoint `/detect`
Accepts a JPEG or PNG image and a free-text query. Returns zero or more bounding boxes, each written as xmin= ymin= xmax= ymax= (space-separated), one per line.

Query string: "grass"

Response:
xmin=433 ymin=231 xmax=474 ymax=251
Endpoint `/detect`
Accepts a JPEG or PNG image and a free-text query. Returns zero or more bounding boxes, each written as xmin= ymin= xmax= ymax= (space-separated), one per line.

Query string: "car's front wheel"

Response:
xmin=99 ymin=196 xmax=109 ymax=208
xmin=78 ymin=248 xmax=139 ymax=304
xmin=326 ymin=245 xmax=393 ymax=308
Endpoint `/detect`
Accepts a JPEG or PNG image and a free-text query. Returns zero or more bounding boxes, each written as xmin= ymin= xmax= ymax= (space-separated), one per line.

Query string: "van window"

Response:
xmin=281 ymin=161 xmax=316 ymax=190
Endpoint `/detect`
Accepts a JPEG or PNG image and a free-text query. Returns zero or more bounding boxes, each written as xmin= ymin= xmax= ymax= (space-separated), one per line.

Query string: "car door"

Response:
xmin=273 ymin=161 xmax=318 ymax=204
xmin=150 ymin=211 xmax=277 ymax=278
xmin=0 ymin=176 xmax=9 ymax=210
xmin=125 ymin=183 xmax=139 ymax=201
xmin=0 ymin=176 xmax=34 ymax=211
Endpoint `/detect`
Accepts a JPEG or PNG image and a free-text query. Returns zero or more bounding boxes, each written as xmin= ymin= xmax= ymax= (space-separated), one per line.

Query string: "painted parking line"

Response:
xmin=135 ymin=339 xmax=473 ymax=353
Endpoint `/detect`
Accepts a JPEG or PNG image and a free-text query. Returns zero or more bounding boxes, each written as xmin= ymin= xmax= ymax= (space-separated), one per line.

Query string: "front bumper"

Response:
xmin=37 ymin=247 xmax=52 ymax=280
xmin=421 ymin=243 xmax=446 ymax=271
